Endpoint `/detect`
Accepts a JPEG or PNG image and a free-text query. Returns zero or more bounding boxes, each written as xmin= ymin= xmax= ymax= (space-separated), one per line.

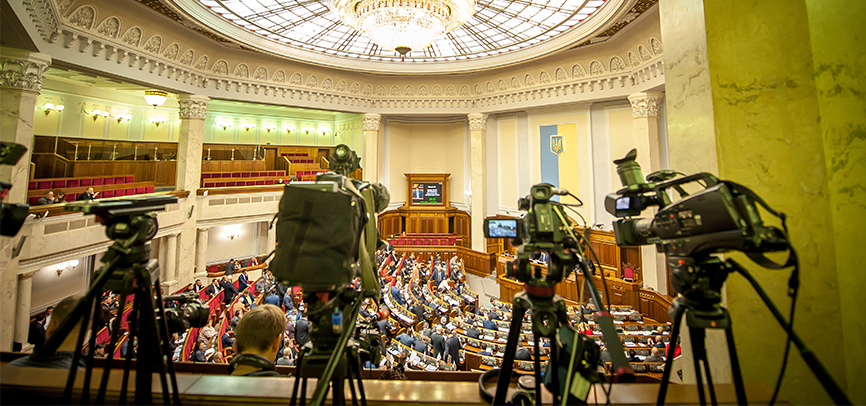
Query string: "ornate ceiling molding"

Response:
xmin=22 ymin=0 xmax=665 ymax=114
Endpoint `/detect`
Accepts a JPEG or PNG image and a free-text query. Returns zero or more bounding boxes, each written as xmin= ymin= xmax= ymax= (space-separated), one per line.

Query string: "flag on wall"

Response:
xmin=540 ymin=124 xmax=579 ymax=202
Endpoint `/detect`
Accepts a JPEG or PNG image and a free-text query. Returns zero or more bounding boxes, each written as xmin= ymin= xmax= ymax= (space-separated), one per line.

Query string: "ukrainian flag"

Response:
xmin=540 ymin=124 xmax=579 ymax=202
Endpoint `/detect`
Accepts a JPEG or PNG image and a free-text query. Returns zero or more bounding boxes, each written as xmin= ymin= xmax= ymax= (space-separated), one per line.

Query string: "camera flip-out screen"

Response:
xmin=485 ymin=219 xmax=518 ymax=238
xmin=616 ymin=197 xmax=631 ymax=210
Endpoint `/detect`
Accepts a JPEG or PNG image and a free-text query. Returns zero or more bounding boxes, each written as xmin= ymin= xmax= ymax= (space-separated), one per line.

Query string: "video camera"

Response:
xmin=162 ymin=291 xmax=209 ymax=334
xmin=604 ymin=149 xmax=790 ymax=304
xmin=483 ymin=183 xmax=580 ymax=288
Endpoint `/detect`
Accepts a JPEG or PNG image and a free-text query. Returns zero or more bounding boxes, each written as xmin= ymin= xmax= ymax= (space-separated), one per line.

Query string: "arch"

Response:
xmin=350 ymin=82 xmax=361 ymax=94
xmin=233 ymin=63 xmax=250 ymax=78
xmin=555 ymin=68 xmax=568 ymax=82
xmin=68 ymin=5 xmax=96 ymax=30
xmin=475 ymin=84 xmax=483 ymax=95
xmin=498 ymin=79 xmax=508 ymax=91
xmin=179 ymin=50 xmax=195 ymax=65
xmin=445 ymin=85 xmax=456 ymax=96
xmin=272 ymin=70 xmax=286 ymax=83
xmin=305 ymin=75 xmax=318 ymax=87
xmin=163 ymin=43 xmax=180 ymax=60
xmin=120 ymin=26 xmax=143 ymax=47
xmin=628 ymin=52 xmax=640 ymax=67
xmin=650 ymin=37 xmax=663 ymax=55
xmin=95 ymin=16 xmax=120 ymax=38
xmin=609 ymin=56 xmax=626 ymax=72
xmin=525 ymin=74 xmax=536 ymax=86
xmin=638 ymin=45 xmax=652 ymax=61
xmin=321 ymin=77 xmax=333 ymax=90
xmin=289 ymin=73 xmax=302 ymax=85
xmin=404 ymin=85 xmax=414 ymax=96
xmin=336 ymin=80 xmax=347 ymax=92
xmin=433 ymin=85 xmax=444 ymax=96
xmin=193 ymin=55 xmax=208 ymax=70
xmin=143 ymin=35 xmax=162 ymax=54
xmin=572 ymin=64 xmax=586 ymax=79
xmin=460 ymin=85 xmax=470 ymax=96
xmin=390 ymin=85 xmax=400 ymax=96
xmin=589 ymin=60 xmax=605 ymax=75
xmin=539 ymin=70 xmax=551 ymax=84
xmin=253 ymin=66 xmax=268 ymax=81
xmin=376 ymin=86 xmax=386 ymax=96
xmin=418 ymin=85 xmax=429 ymax=96
xmin=511 ymin=76 xmax=521 ymax=89
xmin=362 ymin=84 xmax=373 ymax=95
xmin=211 ymin=60 xmax=229 ymax=75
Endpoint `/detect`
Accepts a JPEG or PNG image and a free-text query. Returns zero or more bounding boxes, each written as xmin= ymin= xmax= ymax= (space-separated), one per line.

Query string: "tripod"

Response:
xmin=291 ymin=286 xmax=367 ymax=406
xmin=35 ymin=197 xmax=180 ymax=405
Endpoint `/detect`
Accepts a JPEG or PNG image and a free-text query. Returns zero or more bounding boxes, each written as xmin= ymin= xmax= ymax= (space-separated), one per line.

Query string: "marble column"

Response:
xmin=468 ymin=114 xmax=488 ymax=252
xmin=195 ymin=228 xmax=209 ymax=278
xmin=158 ymin=236 xmax=168 ymax=281
xmin=257 ymin=222 xmax=269 ymax=256
xmin=626 ymin=92 xmax=667 ymax=295
xmin=174 ymin=95 xmax=210 ymax=290
xmin=267 ymin=222 xmax=276 ymax=254
xmin=165 ymin=234 xmax=178 ymax=285
xmin=14 ymin=271 xmax=36 ymax=348
xmin=0 ymin=47 xmax=50 ymax=351
xmin=362 ymin=113 xmax=381 ymax=183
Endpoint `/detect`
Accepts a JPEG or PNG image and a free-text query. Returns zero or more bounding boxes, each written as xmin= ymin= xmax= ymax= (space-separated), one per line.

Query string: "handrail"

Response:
xmin=27 ymin=190 xmax=191 ymax=218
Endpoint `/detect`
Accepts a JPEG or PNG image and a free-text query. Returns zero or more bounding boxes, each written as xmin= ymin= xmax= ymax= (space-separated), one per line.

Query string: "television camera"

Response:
xmin=480 ymin=183 xmax=634 ymax=405
xmin=604 ymin=149 xmax=850 ymax=405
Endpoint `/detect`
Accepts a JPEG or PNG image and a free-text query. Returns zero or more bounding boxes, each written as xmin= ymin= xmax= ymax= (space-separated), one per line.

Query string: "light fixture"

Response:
xmin=43 ymin=102 xmax=65 ymax=116
xmin=91 ymin=109 xmax=110 ymax=121
xmin=319 ymin=124 xmax=332 ymax=136
xmin=283 ymin=123 xmax=296 ymax=134
xmin=328 ymin=0 xmax=476 ymax=56
xmin=243 ymin=122 xmax=256 ymax=132
xmin=113 ymin=112 xmax=132 ymax=123
xmin=302 ymin=124 xmax=314 ymax=135
xmin=149 ymin=116 xmax=167 ymax=127
xmin=54 ymin=259 xmax=80 ymax=277
xmin=144 ymin=91 xmax=168 ymax=108
xmin=217 ymin=118 xmax=233 ymax=131
xmin=263 ymin=123 xmax=276 ymax=133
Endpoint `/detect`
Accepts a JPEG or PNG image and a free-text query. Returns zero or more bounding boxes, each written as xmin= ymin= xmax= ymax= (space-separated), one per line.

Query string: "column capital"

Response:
xmin=18 ymin=270 xmax=38 ymax=279
xmin=362 ymin=113 xmax=381 ymax=131
xmin=627 ymin=91 xmax=664 ymax=118
xmin=468 ymin=113 xmax=488 ymax=131
xmin=0 ymin=47 xmax=51 ymax=93
xmin=176 ymin=94 xmax=210 ymax=119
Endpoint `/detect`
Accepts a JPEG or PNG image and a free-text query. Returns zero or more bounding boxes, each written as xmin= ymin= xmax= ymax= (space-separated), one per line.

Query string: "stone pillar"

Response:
xmin=468 ymin=114 xmax=488 ymax=252
xmin=174 ymin=95 xmax=210 ymax=290
xmin=660 ymin=0 xmax=863 ymax=403
xmin=195 ymin=228 xmax=209 ymax=278
xmin=0 ymin=47 xmax=50 ymax=351
xmin=267 ymin=222 xmax=277 ymax=254
xmin=158 ymin=237 xmax=168 ymax=281
xmin=627 ymin=92 xmax=667 ymax=295
xmin=257 ymin=222 xmax=269 ymax=256
xmin=14 ymin=271 xmax=36 ymax=348
xmin=362 ymin=113 xmax=381 ymax=183
xmin=165 ymin=234 xmax=178 ymax=285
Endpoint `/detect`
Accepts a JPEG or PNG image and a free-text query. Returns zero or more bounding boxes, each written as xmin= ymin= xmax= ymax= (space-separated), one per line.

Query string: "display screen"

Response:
xmin=485 ymin=219 xmax=518 ymax=238
xmin=411 ymin=182 xmax=443 ymax=204
xmin=616 ymin=197 xmax=631 ymax=210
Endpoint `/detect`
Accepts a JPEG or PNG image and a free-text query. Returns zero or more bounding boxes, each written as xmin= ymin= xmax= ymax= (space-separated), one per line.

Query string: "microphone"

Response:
xmin=551 ymin=187 xmax=569 ymax=196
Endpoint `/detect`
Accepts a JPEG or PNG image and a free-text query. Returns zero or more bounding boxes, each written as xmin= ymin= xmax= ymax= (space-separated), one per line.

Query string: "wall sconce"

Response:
xmin=217 ymin=118 xmax=233 ymax=130
xmin=242 ymin=122 xmax=256 ymax=132
xmin=149 ymin=116 xmax=167 ymax=127
xmin=263 ymin=123 xmax=276 ymax=133
xmin=113 ymin=112 xmax=132 ymax=124
xmin=283 ymin=124 xmax=296 ymax=134
xmin=319 ymin=125 xmax=331 ymax=136
xmin=227 ymin=233 xmax=239 ymax=241
xmin=302 ymin=125 xmax=314 ymax=135
xmin=91 ymin=109 xmax=110 ymax=121
xmin=54 ymin=259 xmax=80 ymax=277
xmin=43 ymin=102 xmax=65 ymax=116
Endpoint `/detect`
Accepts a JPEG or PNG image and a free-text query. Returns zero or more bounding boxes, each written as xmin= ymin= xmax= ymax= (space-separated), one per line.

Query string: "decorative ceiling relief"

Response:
xmin=143 ymin=35 xmax=162 ymax=53
xmin=95 ymin=16 xmax=120 ymax=38
xmin=272 ymin=70 xmax=286 ymax=83
xmin=253 ymin=67 xmax=268 ymax=81
xmin=68 ymin=6 xmax=95 ymax=30
xmin=120 ymin=26 xmax=142 ymax=47
xmin=163 ymin=43 xmax=180 ymax=60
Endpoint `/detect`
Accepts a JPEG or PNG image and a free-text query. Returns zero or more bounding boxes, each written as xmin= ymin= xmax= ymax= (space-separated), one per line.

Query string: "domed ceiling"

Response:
xmin=163 ymin=0 xmax=642 ymax=74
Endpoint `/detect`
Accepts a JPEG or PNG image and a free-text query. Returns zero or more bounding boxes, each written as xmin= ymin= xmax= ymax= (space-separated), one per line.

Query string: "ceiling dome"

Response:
xmin=169 ymin=0 xmax=634 ymax=74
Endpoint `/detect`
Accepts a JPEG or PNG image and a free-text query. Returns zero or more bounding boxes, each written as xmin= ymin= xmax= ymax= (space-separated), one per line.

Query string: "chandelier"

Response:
xmin=328 ymin=0 xmax=476 ymax=55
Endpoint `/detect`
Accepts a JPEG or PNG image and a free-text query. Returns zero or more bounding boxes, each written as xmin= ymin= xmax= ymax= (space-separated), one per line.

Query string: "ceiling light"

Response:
xmin=328 ymin=0 xmax=476 ymax=55
xmin=144 ymin=91 xmax=168 ymax=108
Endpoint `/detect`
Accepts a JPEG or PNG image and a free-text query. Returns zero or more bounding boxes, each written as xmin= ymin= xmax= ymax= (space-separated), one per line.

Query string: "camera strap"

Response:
xmin=228 ymin=353 xmax=277 ymax=375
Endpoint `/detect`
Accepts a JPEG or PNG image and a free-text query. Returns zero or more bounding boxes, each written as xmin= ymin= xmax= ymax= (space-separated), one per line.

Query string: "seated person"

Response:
xmin=514 ymin=347 xmax=532 ymax=361
xmin=644 ymin=346 xmax=665 ymax=363
xmin=222 ymin=328 xmax=235 ymax=349
xmin=397 ymin=329 xmax=415 ymax=347
xmin=9 ymin=295 xmax=84 ymax=369
xmin=229 ymin=304 xmax=285 ymax=376
xmin=34 ymin=191 xmax=56 ymax=206
xmin=466 ymin=322 xmax=481 ymax=339
xmin=77 ymin=187 xmax=99 ymax=201
xmin=482 ymin=313 xmax=498 ymax=331
xmin=627 ymin=349 xmax=641 ymax=363
xmin=479 ymin=344 xmax=494 ymax=356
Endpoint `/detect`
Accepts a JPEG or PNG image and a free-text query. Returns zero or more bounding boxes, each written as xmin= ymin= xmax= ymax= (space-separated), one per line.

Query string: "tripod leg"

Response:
xmin=291 ymin=349 xmax=307 ymax=406
xmin=533 ymin=335 xmax=542 ymax=406
xmin=656 ymin=304 xmax=685 ymax=406
xmin=81 ymin=297 xmax=103 ymax=405
xmin=153 ymin=278 xmax=182 ymax=405
xmin=689 ymin=328 xmax=707 ymax=406
xmin=724 ymin=325 xmax=747 ymax=405
xmin=332 ymin=376 xmax=345 ymax=406
xmin=97 ymin=290 xmax=128 ymax=405
xmin=347 ymin=349 xmax=367 ymax=405
xmin=494 ymin=295 xmax=530 ymax=405
xmin=301 ymin=377 xmax=308 ymax=406
xmin=62 ymin=293 xmax=94 ymax=404
xmin=690 ymin=327 xmax=718 ymax=406
xmin=346 ymin=362 xmax=359 ymax=406
xmin=120 ymin=293 xmax=140 ymax=405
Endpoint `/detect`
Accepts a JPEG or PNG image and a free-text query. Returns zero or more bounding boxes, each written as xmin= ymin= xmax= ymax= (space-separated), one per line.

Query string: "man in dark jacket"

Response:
xmin=221 ymin=276 xmax=239 ymax=305
xmin=515 ymin=347 xmax=532 ymax=361
xmin=203 ymin=279 xmax=220 ymax=298
xmin=411 ymin=301 xmax=426 ymax=321
xmin=482 ymin=313 xmax=498 ymax=331
xmin=444 ymin=330 xmax=462 ymax=367
xmin=295 ymin=314 xmax=311 ymax=347
xmin=237 ymin=271 xmax=249 ymax=292
xmin=466 ymin=322 xmax=481 ymax=339
xmin=28 ymin=315 xmax=47 ymax=351
xmin=431 ymin=326 xmax=446 ymax=359
xmin=224 ymin=259 xmax=236 ymax=276
xmin=222 ymin=329 xmax=235 ymax=349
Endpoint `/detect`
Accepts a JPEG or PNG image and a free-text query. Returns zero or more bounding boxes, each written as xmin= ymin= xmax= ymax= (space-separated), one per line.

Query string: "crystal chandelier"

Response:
xmin=328 ymin=0 xmax=476 ymax=55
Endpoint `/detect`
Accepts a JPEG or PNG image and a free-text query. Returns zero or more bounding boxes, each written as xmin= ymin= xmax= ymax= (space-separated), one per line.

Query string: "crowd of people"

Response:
xmin=33 ymin=187 xmax=102 ymax=205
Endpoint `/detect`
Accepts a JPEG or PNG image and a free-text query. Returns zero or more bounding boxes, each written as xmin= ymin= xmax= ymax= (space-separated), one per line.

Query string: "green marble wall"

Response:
xmin=660 ymin=0 xmax=865 ymax=403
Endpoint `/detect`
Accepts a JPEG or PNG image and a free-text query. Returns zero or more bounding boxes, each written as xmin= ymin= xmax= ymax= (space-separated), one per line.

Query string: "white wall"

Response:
xmin=31 ymin=258 xmax=88 ymax=312
xmin=206 ymin=223 xmax=259 ymax=264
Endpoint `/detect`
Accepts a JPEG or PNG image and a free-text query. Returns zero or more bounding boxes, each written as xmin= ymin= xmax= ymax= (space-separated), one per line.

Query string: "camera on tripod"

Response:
xmin=483 ymin=183 xmax=579 ymax=289
xmin=162 ymin=292 xmax=209 ymax=334
xmin=604 ymin=149 xmax=789 ymax=304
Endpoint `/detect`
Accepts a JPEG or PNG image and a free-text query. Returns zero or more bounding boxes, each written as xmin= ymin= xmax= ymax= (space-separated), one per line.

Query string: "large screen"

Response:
xmin=411 ymin=182 xmax=443 ymax=205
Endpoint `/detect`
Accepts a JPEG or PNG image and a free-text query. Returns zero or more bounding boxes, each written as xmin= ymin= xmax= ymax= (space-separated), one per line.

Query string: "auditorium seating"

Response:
xmin=389 ymin=234 xmax=460 ymax=247
xmin=200 ymin=171 xmax=286 ymax=188
xmin=26 ymin=174 xmax=155 ymax=205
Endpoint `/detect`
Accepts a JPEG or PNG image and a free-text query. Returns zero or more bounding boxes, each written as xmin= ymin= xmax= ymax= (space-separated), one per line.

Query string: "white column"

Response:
xmin=257 ymin=222 xmax=269 ymax=256
xmin=175 ymin=95 xmax=210 ymax=289
xmin=14 ymin=271 xmax=36 ymax=347
xmin=158 ymin=237 xmax=168 ymax=281
xmin=1 ymin=47 xmax=51 ymax=351
xmin=468 ymin=114 xmax=488 ymax=252
xmin=267 ymin=222 xmax=277 ymax=254
xmin=165 ymin=234 xmax=178 ymax=284
xmin=195 ymin=228 xmax=209 ymax=278
xmin=362 ymin=113 xmax=381 ymax=183
xmin=627 ymin=92 xmax=668 ymax=294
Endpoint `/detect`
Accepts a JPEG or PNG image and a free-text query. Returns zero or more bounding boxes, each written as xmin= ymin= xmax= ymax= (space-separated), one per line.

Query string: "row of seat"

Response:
xmin=201 ymin=171 xmax=285 ymax=179
xmin=392 ymin=237 xmax=459 ymax=246
xmin=280 ymin=152 xmax=311 ymax=158
xmin=28 ymin=175 xmax=136 ymax=191
xmin=26 ymin=184 xmax=155 ymax=206
xmin=201 ymin=180 xmax=281 ymax=188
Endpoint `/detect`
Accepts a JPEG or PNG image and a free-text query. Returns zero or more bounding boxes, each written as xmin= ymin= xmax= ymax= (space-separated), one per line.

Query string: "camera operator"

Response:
xmin=228 ymin=304 xmax=284 ymax=377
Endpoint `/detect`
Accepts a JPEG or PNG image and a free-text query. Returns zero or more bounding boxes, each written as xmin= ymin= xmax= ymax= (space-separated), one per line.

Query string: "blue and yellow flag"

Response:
xmin=540 ymin=124 xmax=579 ymax=201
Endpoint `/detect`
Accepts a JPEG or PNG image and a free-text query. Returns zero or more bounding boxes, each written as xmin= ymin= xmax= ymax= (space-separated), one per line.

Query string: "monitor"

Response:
xmin=411 ymin=182 xmax=443 ymax=204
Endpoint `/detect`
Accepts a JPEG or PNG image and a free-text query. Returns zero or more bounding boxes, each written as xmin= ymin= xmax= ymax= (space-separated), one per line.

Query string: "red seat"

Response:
xmin=208 ymin=265 xmax=218 ymax=273
xmin=250 ymin=172 xmax=259 ymax=177
xmin=29 ymin=196 xmax=39 ymax=205
xmin=104 ymin=177 xmax=115 ymax=185
xmin=241 ymin=172 xmax=250 ymax=177
xmin=37 ymin=180 xmax=51 ymax=189
xmin=84 ymin=178 xmax=96 ymax=186
xmin=204 ymin=182 xmax=215 ymax=188
xmin=53 ymin=180 xmax=66 ymax=188
xmin=115 ymin=177 xmax=126 ymax=184
xmin=145 ymin=186 xmax=154 ymax=193
xmin=125 ymin=176 xmax=134 ymax=183
xmin=202 ymin=173 xmax=212 ymax=179
xmin=265 ymin=180 xmax=274 ymax=185
xmin=114 ymin=189 xmax=125 ymax=197
xmin=256 ymin=181 xmax=264 ymax=185
xmin=101 ymin=190 xmax=114 ymax=198
xmin=125 ymin=188 xmax=134 ymax=195
xmin=432 ymin=240 xmax=439 ymax=246
xmin=230 ymin=173 xmax=240 ymax=178
xmin=28 ymin=181 xmax=36 ymax=190
xmin=67 ymin=179 xmax=80 ymax=188
xmin=448 ymin=238 xmax=456 ymax=245
xmin=215 ymin=182 xmax=225 ymax=187
xmin=222 ymin=173 xmax=231 ymax=178
xmin=225 ymin=181 xmax=236 ymax=187
xmin=136 ymin=187 xmax=146 ymax=194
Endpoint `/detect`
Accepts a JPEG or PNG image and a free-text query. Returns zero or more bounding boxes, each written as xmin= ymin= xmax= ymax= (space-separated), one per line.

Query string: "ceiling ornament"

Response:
xmin=327 ymin=0 xmax=476 ymax=55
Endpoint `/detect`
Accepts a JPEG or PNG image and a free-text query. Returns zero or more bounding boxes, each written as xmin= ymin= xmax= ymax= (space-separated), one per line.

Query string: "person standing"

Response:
xmin=238 ymin=270 xmax=249 ymax=291
xmin=444 ymin=330 xmax=462 ymax=367
xmin=295 ymin=313 xmax=311 ymax=348
xmin=221 ymin=276 xmax=239 ymax=305
xmin=28 ymin=315 xmax=47 ymax=351
xmin=224 ymin=259 xmax=236 ymax=276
